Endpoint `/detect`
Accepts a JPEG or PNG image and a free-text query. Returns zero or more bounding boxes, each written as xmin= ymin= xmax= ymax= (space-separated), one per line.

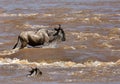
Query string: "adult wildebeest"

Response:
xmin=13 ymin=24 xmax=66 ymax=49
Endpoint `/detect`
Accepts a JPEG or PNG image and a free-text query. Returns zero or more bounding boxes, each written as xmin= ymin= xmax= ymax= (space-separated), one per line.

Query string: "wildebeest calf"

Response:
xmin=13 ymin=24 xmax=66 ymax=49
xmin=27 ymin=67 xmax=42 ymax=77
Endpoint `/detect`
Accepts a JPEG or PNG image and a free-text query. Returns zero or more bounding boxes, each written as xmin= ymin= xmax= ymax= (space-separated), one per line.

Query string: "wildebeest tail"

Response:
xmin=13 ymin=36 xmax=20 ymax=49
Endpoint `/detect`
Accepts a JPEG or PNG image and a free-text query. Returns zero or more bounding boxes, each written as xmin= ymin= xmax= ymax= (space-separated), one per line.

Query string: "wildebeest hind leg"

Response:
xmin=20 ymin=41 xmax=27 ymax=49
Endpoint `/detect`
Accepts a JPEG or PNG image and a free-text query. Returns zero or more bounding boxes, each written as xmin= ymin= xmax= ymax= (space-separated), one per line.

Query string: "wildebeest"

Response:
xmin=27 ymin=67 xmax=42 ymax=77
xmin=13 ymin=24 xmax=66 ymax=49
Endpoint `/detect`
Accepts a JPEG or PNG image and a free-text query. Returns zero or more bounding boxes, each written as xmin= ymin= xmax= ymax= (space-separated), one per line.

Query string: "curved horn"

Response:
xmin=53 ymin=24 xmax=62 ymax=36
xmin=53 ymin=29 xmax=59 ymax=36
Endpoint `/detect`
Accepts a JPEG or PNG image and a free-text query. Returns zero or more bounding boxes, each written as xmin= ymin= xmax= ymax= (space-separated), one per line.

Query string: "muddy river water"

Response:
xmin=0 ymin=0 xmax=120 ymax=84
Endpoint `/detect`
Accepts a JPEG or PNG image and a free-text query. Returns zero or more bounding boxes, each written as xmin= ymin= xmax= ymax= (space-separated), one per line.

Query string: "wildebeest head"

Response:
xmin=53 ymin=24 xmax=66 ymax=41
xmin=27 ymin=67 xmax=42 ymax=77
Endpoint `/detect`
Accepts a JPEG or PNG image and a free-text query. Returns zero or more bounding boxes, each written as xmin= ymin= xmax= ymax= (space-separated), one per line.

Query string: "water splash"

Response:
xmin=42 ymin=42 xmax=57 ymax=48
xmin=0 ymin=48 xmax=19 ymax=55
xmin=0 ymin=13 xmax=38 ymax=17
xmin=0 ymin=57 xmax=119 ymax=68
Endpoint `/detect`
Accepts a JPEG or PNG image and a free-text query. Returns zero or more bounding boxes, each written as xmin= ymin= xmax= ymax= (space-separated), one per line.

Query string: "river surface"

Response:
xmin=0 ymin=0 xmax=120 ymax=84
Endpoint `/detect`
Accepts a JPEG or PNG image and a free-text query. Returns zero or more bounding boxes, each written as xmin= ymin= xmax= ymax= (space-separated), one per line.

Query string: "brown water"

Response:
xmin=0 ymin=0 xmax=120 ymax=84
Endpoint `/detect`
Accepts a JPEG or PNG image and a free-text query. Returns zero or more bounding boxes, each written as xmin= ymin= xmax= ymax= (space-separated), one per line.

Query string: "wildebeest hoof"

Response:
xmin=27 ymin=67 xmax=42 ymax=77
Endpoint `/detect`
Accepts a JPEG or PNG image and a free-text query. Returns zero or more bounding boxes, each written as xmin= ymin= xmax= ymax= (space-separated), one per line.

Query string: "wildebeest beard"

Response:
xmin=13 ymin=24 xmax=66 ymax=49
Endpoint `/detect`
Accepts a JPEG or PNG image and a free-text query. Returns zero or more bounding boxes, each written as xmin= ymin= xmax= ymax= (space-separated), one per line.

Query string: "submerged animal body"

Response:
xmin=13 ymin=24 xmax=66 ymax=49
xmin=27 ymin=67 xmax=42 ymax=77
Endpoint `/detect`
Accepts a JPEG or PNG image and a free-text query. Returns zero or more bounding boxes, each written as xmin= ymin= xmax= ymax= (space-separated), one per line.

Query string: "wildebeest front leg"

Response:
xmin=43 ymin=32 xmax=50 ymax=46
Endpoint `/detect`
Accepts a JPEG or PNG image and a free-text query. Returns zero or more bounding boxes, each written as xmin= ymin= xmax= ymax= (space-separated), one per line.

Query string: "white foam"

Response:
xmin=0 ymin=43 xmax=4 ymax=45
xmin=43 ymin=14 xmax=55 ymax=17
xmin=0 ymin=13 xmax=38 ymax=17
xmin=0 ymin=57 xmax=118 ymax=68
xmin=63 ymin=17 xmax=75 ymax=21
xmin=0 ymin=48 xmax=19 ymax=55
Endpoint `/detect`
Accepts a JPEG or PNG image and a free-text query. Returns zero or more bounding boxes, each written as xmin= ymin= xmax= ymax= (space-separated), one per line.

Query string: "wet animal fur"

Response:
xmin=13 ymin=24 xmax=66 ymax=49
